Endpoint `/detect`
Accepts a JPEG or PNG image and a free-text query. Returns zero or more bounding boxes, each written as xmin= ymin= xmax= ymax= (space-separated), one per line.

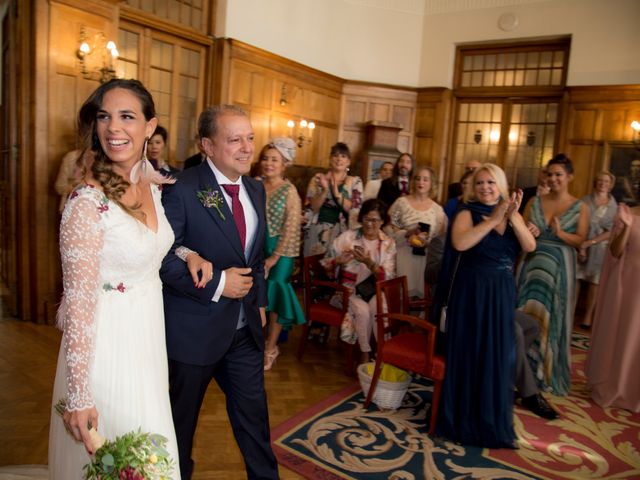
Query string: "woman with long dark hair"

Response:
xmin=517 ymin=154 xmax=589 ymax=396
xmin=48 ymin=79 xmax=180 ymax=478
xmin=303 ymin=142 xmax=363 ymax=256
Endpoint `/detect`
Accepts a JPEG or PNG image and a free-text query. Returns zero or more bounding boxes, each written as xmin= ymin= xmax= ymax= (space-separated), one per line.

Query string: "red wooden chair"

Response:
xmin=408 ymin=281 xmax=433 ymax=319
xmin=297 ymin=254 xmax=356 ymax=374
xmin=365 ymin=276 xmax=445 ymax=435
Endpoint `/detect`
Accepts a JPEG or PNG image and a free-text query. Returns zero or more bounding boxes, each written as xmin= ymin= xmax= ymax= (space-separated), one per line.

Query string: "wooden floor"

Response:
xmin=0 ymin=297 xmax=354 ymax=479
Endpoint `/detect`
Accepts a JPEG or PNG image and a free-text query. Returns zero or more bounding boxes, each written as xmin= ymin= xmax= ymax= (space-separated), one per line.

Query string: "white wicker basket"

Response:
xmin=358 ymin=362 xmax=411 ymax=410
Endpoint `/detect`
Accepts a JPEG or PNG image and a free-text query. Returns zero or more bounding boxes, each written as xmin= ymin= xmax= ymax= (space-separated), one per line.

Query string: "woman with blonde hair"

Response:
xmin=387 ymin=166 xmax=446 ymax=299
xmin=575 ymin=170 xmax=617 ymax=329
xmin=437 ymin=163 xmax=535 ymax=448
xmin=258 ymin=138 xmax=306 ymax=370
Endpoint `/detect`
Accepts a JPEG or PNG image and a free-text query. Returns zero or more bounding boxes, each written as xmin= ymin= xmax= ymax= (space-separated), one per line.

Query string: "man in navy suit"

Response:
xmin=160 ymin=105 xmax=278 ymax=479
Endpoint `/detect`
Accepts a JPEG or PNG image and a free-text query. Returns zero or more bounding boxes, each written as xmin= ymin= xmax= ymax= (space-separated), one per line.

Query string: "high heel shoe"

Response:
xmin=264 ymin=346 xmax=279 ymax=371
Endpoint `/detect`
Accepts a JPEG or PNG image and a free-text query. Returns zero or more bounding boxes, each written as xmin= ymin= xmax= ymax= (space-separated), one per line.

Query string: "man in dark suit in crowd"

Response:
xmin=520 ymin=166 xmax=549 ymax=213
xmin=377 ymin=152 xmax=415 ymax=208
xmin=447 ymin=159 xmax=481 ymax=200
xmin=183 ymin=134 xmax=206 ymax=170
xmin=160 ymin=105 xmax=278 ymax=479
xmin=515 ymin=311 xmax=559 ymax=420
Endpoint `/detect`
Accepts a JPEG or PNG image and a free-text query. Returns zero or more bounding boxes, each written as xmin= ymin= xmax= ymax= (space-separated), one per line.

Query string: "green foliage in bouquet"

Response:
xmin=54 ymin=398 xmax=175 ymax=480
xmin=83 ymin=429 xmax=174 ymax=480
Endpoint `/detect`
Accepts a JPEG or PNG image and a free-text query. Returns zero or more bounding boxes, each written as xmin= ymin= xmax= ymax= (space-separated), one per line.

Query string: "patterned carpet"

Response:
xmin=272 ymin=333 xmax=640 ymax=479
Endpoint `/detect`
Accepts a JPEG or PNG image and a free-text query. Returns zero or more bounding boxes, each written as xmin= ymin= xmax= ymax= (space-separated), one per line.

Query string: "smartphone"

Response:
xmin=418 ymin=222 xmax=431 ymax=233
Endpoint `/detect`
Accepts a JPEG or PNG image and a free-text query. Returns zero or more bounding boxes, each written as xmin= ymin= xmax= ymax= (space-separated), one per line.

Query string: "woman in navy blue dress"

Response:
xmin=436 ymin=163 xmax=536 ymax=448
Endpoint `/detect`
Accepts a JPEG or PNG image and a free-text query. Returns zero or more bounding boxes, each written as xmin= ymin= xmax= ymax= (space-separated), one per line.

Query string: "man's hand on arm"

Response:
xmin=221 ymin=267 xmax=253 ymax=298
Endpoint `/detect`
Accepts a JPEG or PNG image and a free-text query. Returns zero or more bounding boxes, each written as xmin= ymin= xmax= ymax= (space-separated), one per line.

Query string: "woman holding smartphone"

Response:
xmin=321 ymin=199 xmax=396 ymax=363
xmin=387 ymin=166 xmax=447 ymax=299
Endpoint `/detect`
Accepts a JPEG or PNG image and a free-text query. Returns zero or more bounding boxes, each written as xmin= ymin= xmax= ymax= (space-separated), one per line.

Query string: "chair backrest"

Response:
xmin=375 ymin=312 xmax=438 ymax=374
xmin=303 ymin=254 xmax=325 ymax=313
xmin=302 ymin=254 xmax=350 ymax=316
xmin=375 ymin=276 xmax=410 ymax=317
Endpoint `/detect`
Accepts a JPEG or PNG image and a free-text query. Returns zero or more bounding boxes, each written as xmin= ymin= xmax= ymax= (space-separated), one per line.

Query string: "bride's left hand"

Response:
xmin=186 ymin=253 xmax=213 ymax=288
xmin=63 ymin=406 xmax=99 ymax=454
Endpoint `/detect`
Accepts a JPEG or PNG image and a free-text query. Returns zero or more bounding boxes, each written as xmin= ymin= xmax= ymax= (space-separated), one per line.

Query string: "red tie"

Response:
xmin=222 ymin=184 xmax=246 ymax=250
xmin=401 ymin=179 xmax=408 ymax=195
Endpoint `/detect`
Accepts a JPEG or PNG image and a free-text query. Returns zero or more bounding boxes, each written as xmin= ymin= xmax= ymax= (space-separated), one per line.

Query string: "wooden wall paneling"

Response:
xmin=560 ymin=86 xmax=640 ymax=198
xmin=565 ymin=143 xmax=597 ymax=198
xmin=568 ymin=108 xmax=598 ymax=141
xmin=248 ymin=108 xmax=271 ymax=164
xmin=392 ymin=105 xmax=413 ymax=130
xmin=340 ymin=82 xmax=418 ymax=180
xmin=216 ymin=40 xmax=344 ymax=171
xmin=316 ymin=125 xmax=340 ymax=168
xmin=415 ymin=88 xmax=452 ymax=201
xmin=41 ymin=1 xmax=120 ymax=323
xmin=14 ymin=0 xmax=37 ymax=321
xmin=229 ymin=64 xmax=252 ymax=106
xmin=368 ymin=103 xmax=390 ymax=122
xmin=250 ymin=71 xmax=273 ymax=110
xmin=34 ymin=0 xmax=54 ymax=324
xmin=600 ymin=109 xmax=630 ymax=141
xmin=344 ymin=100 xmax=367 ymax=126
xmin=269 ymin=112 xmax=292 ymax=140
xmin=1 ymin=3 xmax=18 ymax=316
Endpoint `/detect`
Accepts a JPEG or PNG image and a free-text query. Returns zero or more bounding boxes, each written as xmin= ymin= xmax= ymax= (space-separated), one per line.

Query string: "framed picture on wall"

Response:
xmin=603 ymin=141 xmax=640 ymax=206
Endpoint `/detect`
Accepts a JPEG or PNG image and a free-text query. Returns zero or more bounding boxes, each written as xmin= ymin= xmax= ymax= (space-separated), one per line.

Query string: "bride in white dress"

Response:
xmin=48 ymin=79 xmax=180 ymax=479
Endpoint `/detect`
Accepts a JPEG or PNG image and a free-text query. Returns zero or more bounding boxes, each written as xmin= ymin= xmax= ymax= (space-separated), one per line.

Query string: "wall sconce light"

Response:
xmin=631 ymin=120 xmax=640 ymax=146
xmin=77 ymin=25 xmax=119 ymax=84
xmin=473 ymin=129 xmax=482 ymax=144
xmin=279 ymin=84 xmax=287 ymax=106
xmin=287 ymin=119 xmax=315 ymax=147
xmin=526 ymin=131 xmax=536 ymax=146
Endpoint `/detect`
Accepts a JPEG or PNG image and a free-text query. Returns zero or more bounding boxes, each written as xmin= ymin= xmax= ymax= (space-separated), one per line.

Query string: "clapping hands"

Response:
xmin=505 ymin=190 xmax=523 ymax=219
xmin=490 ymin=190 xmax=522 ymax=225
xmin=315 ymin=173 xmax=329 ymax=191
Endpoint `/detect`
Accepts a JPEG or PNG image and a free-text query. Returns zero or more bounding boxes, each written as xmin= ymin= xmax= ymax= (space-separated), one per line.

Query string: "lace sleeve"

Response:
xmin=57 ymin=189 xmax=105 ymax=411
xmin=175 ymin=245 xmax=197 ymax=262
xmin=275 ymin=185 xmax=302 ymax=257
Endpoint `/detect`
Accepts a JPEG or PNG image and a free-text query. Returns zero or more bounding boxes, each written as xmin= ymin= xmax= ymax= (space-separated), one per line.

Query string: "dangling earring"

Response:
xmin=142 ymin=137 xmax=149 ymax=158
xmin=130 ymin=135 xmax=176 ymax=185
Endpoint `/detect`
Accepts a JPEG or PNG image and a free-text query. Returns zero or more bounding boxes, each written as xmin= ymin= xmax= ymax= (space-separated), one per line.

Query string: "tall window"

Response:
xmin=116 ymin=21 xmax=206 ymax=165
xmin=450 ymin=37 xmax=569 ymax=188
xmin=123 ymin=0 xmax=208 ymax=32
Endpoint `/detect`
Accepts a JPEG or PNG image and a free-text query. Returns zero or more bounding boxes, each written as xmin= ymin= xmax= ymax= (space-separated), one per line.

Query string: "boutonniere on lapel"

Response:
xmin=197 ymin=187 xmax=226 ymax=220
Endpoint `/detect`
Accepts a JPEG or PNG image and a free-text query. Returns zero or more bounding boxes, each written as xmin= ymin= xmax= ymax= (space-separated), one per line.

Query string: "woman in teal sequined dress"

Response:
xmin=260 ymin=138 xmax=306 ymax=370
xmin=517 ymin=154 xmax=589 ymax=395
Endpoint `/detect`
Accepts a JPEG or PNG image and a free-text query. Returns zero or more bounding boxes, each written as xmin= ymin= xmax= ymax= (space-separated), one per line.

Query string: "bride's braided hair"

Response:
xmin=78 ymin=79 xmax=156 ymax=211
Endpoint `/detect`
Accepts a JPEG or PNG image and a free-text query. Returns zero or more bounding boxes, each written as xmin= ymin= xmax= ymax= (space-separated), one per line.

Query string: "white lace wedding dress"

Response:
xmin=48 ymin=184 xmax=180 ymax=479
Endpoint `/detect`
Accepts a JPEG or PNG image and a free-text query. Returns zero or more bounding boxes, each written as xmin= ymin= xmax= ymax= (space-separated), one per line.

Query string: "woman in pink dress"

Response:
xmin=586 ymin=203 xmax=640 ymax=412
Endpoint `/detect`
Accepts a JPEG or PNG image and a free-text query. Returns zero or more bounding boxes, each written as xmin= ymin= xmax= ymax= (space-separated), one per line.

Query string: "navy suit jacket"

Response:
xmin=160 ymin=162 xmax=267 ymax=366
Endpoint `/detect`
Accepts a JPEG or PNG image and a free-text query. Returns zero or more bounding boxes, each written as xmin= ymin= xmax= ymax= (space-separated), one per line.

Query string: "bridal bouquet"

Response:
xmin=55 ymin=399 xmax=175 ymax=480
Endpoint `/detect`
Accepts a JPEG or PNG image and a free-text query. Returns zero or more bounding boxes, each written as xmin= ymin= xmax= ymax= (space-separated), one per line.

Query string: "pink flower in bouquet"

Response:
xmin=119 ymin=467 xmax=144 ymax=480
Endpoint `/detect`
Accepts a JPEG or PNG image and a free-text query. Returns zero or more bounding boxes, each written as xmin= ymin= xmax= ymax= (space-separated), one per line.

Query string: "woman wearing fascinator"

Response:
xmin=258 ymin=138 xmax=306 ymax=370
xmin=49 ymin=79 xmax=180 ymax=478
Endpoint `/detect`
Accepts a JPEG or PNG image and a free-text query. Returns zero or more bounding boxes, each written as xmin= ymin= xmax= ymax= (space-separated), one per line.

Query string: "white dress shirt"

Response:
xmin=207 ymin=159 xmax=258 ymax=307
